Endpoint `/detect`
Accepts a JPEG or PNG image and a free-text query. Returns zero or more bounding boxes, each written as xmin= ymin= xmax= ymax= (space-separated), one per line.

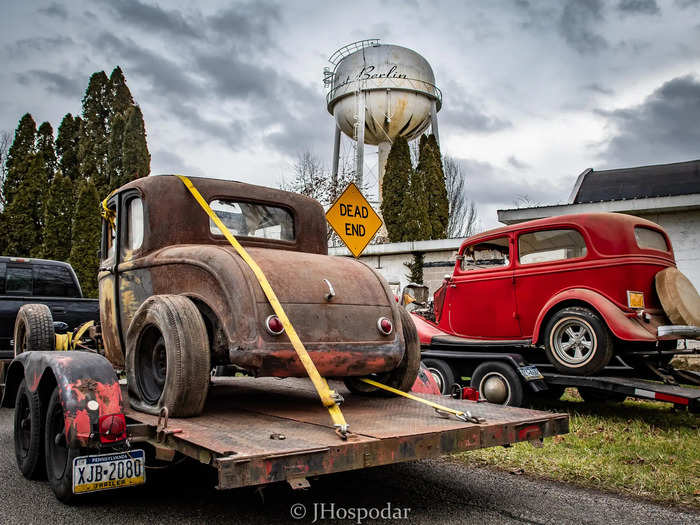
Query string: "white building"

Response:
xmin=497 ymin=159 xmax=700 ymax=290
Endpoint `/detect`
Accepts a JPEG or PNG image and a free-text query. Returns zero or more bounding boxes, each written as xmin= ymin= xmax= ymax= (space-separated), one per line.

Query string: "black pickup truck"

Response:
xmin=0 ymin=257 xmax=99 ymax=359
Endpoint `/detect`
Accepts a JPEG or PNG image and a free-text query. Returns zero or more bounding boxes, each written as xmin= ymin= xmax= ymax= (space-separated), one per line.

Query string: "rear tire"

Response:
xmin=14 ymin=304 xmax=54 ymax=356
xmin=544 ymin=306 xmax=613 ymax=376
xmin=45 ymin=387 xmax=83 ymax=503
xmin=421 ymin=358 xmax=455 ymax=395
xmin=344 ymin=308 xmax=421 ymax=396
xmin=14 ymin=379 xmax=44 ymax=479
xmin=126 ymin=295 xmax=211 ymax=417
xmin=471 ymin=361 xmax=525 ymax=407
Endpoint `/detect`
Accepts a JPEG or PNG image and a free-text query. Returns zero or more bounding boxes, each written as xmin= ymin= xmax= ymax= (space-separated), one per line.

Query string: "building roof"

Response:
xmin=571 ymin=159 xmax=700 ymax=204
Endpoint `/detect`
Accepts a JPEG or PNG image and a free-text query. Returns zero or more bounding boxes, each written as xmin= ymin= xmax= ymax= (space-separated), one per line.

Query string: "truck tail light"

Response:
xmin=265 ymin=315 xmax=285 ymax=335
xmin=99 ymin=413 xmax=127 ymax=444
xmin=627 ymin=291 xmax=645 ymax=309
xmin=377 ymin=317 xmax=393 ymax=335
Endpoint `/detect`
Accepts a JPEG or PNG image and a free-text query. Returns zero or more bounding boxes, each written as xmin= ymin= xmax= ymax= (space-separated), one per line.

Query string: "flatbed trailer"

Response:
xmin=125 ymin=377 xmax=569 ymax=490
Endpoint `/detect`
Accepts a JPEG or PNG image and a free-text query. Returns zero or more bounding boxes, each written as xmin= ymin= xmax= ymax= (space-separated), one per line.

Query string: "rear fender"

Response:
xmin=532 ymin=288 xmax=657 ymax=344
xmin=1 ymin=351 xmax=123 ymax=448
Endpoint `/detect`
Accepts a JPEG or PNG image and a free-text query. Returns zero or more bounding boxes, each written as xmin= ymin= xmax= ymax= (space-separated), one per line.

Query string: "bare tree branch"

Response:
xmin=0 ymin=130 xmax=11 ymax=209
xmin=444 ymin=155 xmax=479 ymax=237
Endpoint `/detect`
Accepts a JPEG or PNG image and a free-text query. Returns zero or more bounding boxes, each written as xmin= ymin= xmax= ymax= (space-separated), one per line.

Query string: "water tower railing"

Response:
xmin=328 ymin=39 xmax=381 ymax=66
xmin=326 ymin=77 xmax=442 ymax=111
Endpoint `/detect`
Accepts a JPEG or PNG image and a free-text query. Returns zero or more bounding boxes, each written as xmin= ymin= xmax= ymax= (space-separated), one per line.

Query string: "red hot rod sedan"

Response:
xmin=415 ymin=213 xmax=700 ymax=375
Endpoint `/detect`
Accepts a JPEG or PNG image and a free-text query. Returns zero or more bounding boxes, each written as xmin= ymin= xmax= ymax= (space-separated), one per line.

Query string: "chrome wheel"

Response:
xmin=479 ymin=372 xmax=510 ymax=405
xmin=427 ymin=368 xmax=444 ymax=392
xmin=550 ymin=316 xmax=597 ymax=366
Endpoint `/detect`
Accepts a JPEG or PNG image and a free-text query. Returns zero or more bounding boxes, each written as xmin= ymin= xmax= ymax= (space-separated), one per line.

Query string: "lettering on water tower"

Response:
xmin=325 ymin=183 xmax=383 ymax=258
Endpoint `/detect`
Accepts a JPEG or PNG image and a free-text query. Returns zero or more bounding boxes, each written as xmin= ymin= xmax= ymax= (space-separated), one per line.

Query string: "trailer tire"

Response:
xmin=578 ymin=387 xmax=627 ymax=403
xmin=421 ymin=358 xmax=455 ymax=395
xmin=45 ymin=386 xmax=83 ymax=503
xmin=14 ymin=304 xmax=54 ymax=356
xmin=344 ymin=308 xmax=421 ymax=396
xmin=544 ymin=306 xmax=613 ymax=376
xmin=127 ymin=295 xmax=211 ymax=417
xmin=14 ymin=379 xmax=45 ymax=480
xmin=471 ymin=361 xmax=525 ymax=407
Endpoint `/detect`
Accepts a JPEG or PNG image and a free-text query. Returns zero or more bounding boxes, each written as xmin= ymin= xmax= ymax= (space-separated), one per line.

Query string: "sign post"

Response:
xmin=325 ymin=183 xmax=383 ymax=258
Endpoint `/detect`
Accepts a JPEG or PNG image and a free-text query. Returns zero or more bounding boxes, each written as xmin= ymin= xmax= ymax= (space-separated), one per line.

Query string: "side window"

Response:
xmin=461 ymin=237 xmax=510 ymax=270
xmin=102 ymin=202 xmax=117 ymax=261
xmin=634 ymin=227 xmax=668 ymax=252
xmin=6 ymin=267 xmax=33 ymax=295
xmin=0 ymin=263 xmax=5 ymax=294
xmin=518 ymin=229 xmax=587 ymax=265
xmin=33 ymin=265 xmax=80 ymax=298
xmin=124 ymin=197 xmax=144 ymax=252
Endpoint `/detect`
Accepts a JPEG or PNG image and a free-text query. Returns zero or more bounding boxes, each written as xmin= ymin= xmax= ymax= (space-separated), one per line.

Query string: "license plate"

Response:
xmin=73 ymin=449 xmax=146 ymax=494
xmin=518 ymin=365 xmax=543 ymax=381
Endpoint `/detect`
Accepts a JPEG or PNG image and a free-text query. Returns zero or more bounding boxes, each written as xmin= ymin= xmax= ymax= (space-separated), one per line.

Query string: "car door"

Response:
xmin=443 ymin=234 xmax=521 ymax=339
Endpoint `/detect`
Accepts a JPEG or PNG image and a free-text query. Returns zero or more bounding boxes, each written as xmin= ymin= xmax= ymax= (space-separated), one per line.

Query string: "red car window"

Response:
xmin=460 ymin=236 xmax=510 ymax=271
xmin=518 ymin=229 xmax=587 ymax=265
xmin=634 ymin=226 xmax=668 ymax=252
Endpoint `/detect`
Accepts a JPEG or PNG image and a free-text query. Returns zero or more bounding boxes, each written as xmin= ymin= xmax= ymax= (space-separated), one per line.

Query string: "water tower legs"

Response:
xmin=377 ymin=140 xmax=392 ymax=201
xmin=430 ymin=100 xmax=440 ymax=146
xmin=331 ymin=123 xmax=341 ymax=199
xmin=354 ymin=91 xmax=366 ymax=189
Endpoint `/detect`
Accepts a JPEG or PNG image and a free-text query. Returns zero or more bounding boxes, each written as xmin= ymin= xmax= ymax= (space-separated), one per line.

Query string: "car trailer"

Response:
xmin=124 ymin=376 xmax=569 ymax=491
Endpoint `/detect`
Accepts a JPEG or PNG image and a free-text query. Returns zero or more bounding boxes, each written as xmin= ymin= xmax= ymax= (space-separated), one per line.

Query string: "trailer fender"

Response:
xmin=1 ymin=351 xmax=123 ymax=448
xmin=532 ymin=288 xmax=656 ymax=344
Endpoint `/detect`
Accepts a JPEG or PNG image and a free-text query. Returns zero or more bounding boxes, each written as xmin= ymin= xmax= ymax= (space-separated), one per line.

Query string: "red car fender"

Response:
xmin=411 ymin=362 xmax=442 ymax=395
xmin=532 ymin=288 xmax=656 ymax=344
xmin=410 ymin=312 xmax=449 ymax=346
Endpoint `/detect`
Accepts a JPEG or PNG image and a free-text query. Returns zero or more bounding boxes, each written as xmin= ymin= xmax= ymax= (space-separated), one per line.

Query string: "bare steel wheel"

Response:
xmin=470 ymin=361 xmax=525 ymax=407
xmin=544 ymin=306 xmax=613 ymax=376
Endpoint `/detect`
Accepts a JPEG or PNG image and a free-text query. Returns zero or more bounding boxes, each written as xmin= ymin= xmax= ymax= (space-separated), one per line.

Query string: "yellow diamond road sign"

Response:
xmin=326 ymin=183 xmax=382 ymax=258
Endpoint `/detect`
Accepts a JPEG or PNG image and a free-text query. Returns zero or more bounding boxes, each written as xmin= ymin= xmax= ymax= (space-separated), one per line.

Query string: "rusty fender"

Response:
xmin=2 ymin=352 xmax=123 ymax=448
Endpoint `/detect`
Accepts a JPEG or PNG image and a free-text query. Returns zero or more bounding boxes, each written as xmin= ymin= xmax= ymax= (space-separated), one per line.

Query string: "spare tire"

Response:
xmin=14 ymin=304 xmax=54 ymax=356
xmin=655 ymin=267 xmax=700 ymax=326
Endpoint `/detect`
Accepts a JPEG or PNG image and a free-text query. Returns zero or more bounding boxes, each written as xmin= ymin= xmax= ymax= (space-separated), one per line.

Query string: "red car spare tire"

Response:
xmin=655 ymin=267 xmax=700 ymax=327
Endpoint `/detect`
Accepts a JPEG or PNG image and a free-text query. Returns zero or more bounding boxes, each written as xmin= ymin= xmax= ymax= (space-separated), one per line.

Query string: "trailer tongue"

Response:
xmin=124 ymin=377 xmax=569 ymax=491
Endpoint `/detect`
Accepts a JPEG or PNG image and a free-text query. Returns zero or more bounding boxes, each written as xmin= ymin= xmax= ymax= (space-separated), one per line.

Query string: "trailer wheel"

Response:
xmin=127 ymin=295 xmax=211 ymax=417
xmin=45 ymin=386 xmax=83 ymax=503
xmin=14 ymin=304 xmax=54 ymax=356
xmin=344 ymin=308 xmax=420 ymax=396
xmin=544 ymin=306 xmax=613 ymax=376
xmin=421 ymin=358 xmax=455 ymax=395
xmin=578 ymin=388 xmax=627 ymax=403
xmin=14 ymin=379 xmax=45 ymax=480
xmin=471 ymin=362 xmax=525 ymax=407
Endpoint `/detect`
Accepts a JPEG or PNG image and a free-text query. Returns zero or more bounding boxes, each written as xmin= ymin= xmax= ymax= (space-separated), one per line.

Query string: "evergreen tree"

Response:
xmin=56 ymin=113 xmax=82 ymax=182
xmin=404 ymin=252 xmax=424 ymax=284
xmin=381 ymin=136 xmax=412 ymax=242
xmin=42 ymin=173 xmax=74 ymax=261
xmin=69 ymin=179 xmax=101 ymax=298
xmin=36 ymin=122 xmax=57 ymax=177
xmin=3 ymin=113 xmax=37 ymax=204
xmin=426 ymin=134 xmax=449 ymax=239
xmin=4 ymin=154 xmax=47 ymax=257
xmin=401 ymin=161 xmax=431 ymax=241
xmin=108 ymin=66 xmax=134 ymax=118
xmin=107 ymin=113 xmax=125 ymax=190
xmin=120 ymin=105 xmax=150 ymax=187
xmin=79 ymin=71 xmax=110 ymax=196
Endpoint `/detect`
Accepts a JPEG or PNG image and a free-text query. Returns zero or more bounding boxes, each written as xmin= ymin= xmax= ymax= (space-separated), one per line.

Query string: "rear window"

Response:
xmin=6 ymin=267 xmax=32 ymax=295
xmin=461 ymin=237 xmax=510 ymax=270
xmin=634 ymin=227 xmax=668 ymax=251
xmin=33 ymin=265 xmax=80 ymax=298
xmin=518 ymin=229 xmax=587 ymax=265
xmin=209 ymin=200 xmax=295 ymax=241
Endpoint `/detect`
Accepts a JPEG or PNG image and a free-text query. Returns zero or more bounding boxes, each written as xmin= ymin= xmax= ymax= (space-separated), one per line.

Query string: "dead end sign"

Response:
xmin=326 ymin=182 xmax=383 ymax=258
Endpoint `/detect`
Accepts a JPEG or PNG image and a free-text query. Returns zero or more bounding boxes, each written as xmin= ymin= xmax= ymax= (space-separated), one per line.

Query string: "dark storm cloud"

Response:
xmin=151 ymin=149 xmax=206 ymax=177
xmin=196 ymin=53 xmax=276 ymax=99
xmin=675 ymin=0 xmax=700 ymax=7
xmin=616 ymin=0 xmax=660 ymax=15
xmin=102 ymin=0 xmax=201 ymax=39
xmin=16 ymin=70 xmax=83 ymax=98
xmin=440 ymin=100 xmax=511 ymax=134
xmin=597 ymin=75 xmax=700 ymax=167
xmin=37 ymin=3 xmax=68 ymax=19
xmin=559 ymin=0 xmax=608 ymax=54
xmin=170 ymin=103 xmax=246 ymax=148
xmin=584 ymin=83 xmax=614 ymax=95
xmin=207 ymin=2 xmax=281 ymax=52
xmin=6 ymin=36 xmax=74 ymax=57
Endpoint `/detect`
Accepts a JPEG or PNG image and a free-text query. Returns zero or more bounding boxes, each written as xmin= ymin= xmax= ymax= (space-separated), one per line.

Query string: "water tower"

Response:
xmin=324 ymin=39 xmax=442 ymax=201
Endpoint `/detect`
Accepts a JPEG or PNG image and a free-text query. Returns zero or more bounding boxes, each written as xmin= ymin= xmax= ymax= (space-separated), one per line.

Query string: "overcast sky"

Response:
xmin=1 ymin=0 xmax=699 ymax=229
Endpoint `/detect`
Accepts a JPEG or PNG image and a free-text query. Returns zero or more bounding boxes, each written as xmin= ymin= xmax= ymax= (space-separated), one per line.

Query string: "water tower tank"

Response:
xmin=326 ymin=41 xmax=441 ymax=145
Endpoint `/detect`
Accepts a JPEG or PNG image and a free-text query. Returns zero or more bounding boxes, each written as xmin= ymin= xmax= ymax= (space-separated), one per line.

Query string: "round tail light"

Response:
xmin=377 ymin=317 xmax=393 ymax=335
xmin=265 ymin=315 xmax=285 ymax=335
xmin=98 ymin=413 xmax=127 ymax=443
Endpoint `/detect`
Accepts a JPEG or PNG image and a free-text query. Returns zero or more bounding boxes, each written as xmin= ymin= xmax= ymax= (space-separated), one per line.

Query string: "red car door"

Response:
xmin=442 ymin=234 xmax=521 ymax=339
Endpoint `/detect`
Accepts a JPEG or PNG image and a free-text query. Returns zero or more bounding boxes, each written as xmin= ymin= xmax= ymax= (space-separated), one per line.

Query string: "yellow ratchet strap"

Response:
xmin=176 ymin=175 xmax=349 ymax=439
xmin=101 ymin=191 xmax=117 ymax=230
xmin=359 ymin=378 xmax=485 ymax=424
xmin=54 ymin=321 xmax=95 ymax=351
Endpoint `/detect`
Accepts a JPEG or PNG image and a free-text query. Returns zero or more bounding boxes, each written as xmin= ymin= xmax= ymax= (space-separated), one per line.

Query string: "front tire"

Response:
xmin=14 ymin=304 xmax=54 ymax=356
xmin=544 ymin=306 xmax=613 ymax=376
xmin=126 ymin=295 xmax=211 ymax=417
xmin=45 ymin=387 xmax=83 ymax=503
xmin=14 ymin=379 xmax=44 ymax=479
xmin=470 ymin=361 xmax=525 ymax=407
xmin=344 ymin=308 xmax=421 ymax=396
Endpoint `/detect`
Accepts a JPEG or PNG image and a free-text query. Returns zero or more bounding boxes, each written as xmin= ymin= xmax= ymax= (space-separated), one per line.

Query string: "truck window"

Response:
xmin=634 ymin=226 xmax=668 ymax=252
xmin=518 ymin=229 xmax=587 ymax=265
xmin=461 ymin=237 xmax=510 ymax=270
xmin=0 ymin=263 xmax=6 ymax=294
xmin=33 ymin=265 xmax=80 ymax=297
xmin=209 ymin=200 xmax=295 ymax=241
xmin=102 ymin=203 xmax=117 ymax=261
xmin=6 ymin=267 xmax=33 ymax=295
xmin=125 ymin=197 xmax=144 ymax=252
